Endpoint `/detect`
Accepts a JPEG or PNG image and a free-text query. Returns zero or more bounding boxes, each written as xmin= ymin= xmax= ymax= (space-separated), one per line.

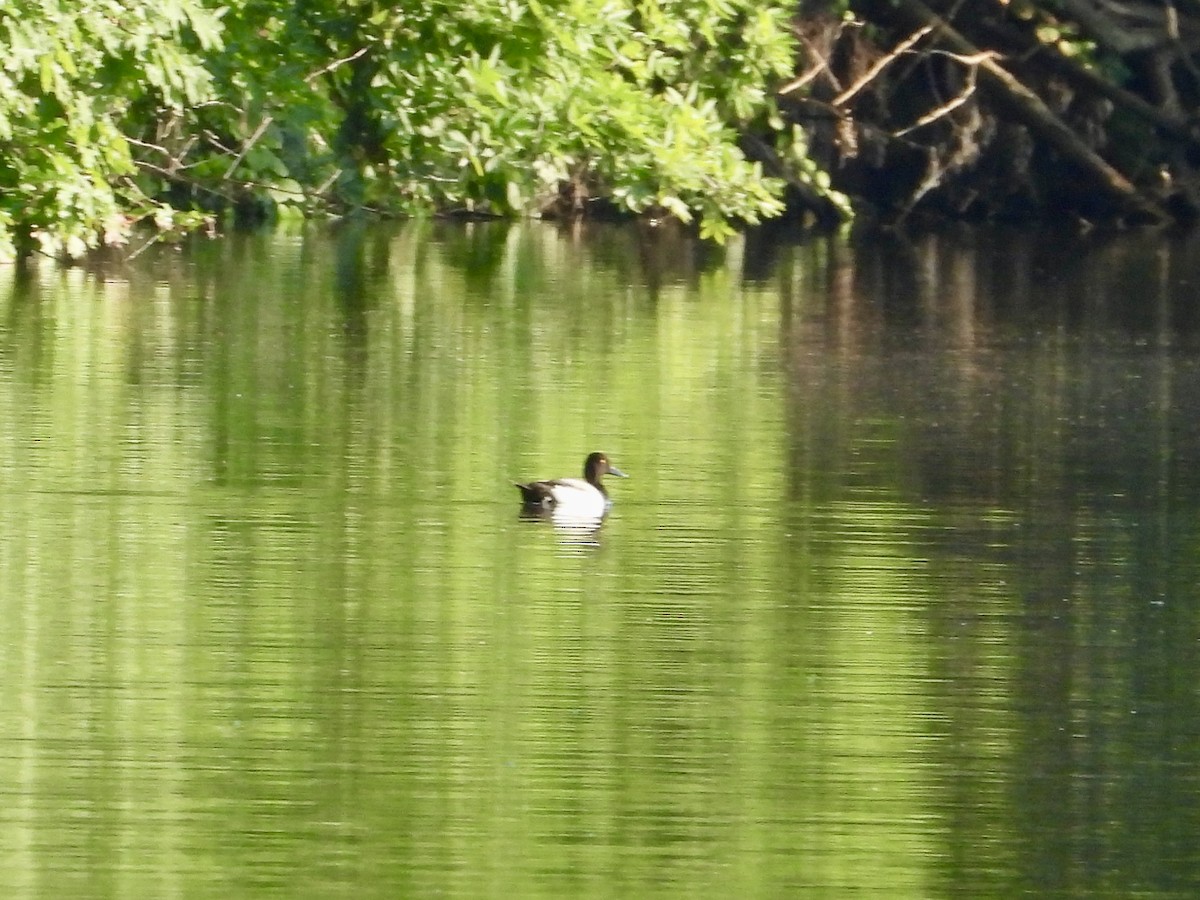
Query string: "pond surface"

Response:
xmin=1 ymin=222 xmax=1198 ymax=898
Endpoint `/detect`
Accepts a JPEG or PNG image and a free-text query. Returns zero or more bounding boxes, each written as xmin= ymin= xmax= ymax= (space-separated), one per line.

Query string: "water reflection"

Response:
xmin=0 ymin=223 xmax=1197 ymax=898
xmin=776 ymin=224 xmax=1200 ymax=898
xmin=517 ymin=507 xmax=605 ymax=548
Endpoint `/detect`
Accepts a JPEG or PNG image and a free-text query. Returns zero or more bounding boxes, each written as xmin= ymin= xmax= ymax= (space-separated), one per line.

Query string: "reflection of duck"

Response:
xmin=514 ymin=452 xmax=628 ymax=519
xmin=518 ymin=506 xmax=604 ymax=548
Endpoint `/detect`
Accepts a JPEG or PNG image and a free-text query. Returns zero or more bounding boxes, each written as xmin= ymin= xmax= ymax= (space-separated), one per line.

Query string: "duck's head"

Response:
xmin=584 ymin=451 xmax=628 ymax=483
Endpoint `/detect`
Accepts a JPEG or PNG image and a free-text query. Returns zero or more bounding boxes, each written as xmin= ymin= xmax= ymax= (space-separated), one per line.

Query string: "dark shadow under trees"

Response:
xmin=777 ymin=0 xmax=1200 ymax=226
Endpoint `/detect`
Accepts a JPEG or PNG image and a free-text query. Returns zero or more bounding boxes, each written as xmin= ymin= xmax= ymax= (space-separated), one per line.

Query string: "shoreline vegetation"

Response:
xmin=4 ymin=0 xmax=1200 ymax=262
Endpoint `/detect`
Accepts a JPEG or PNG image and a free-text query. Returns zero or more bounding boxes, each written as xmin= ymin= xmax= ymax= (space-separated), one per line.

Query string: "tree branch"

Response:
xmin=1055 ymin=0 xmax=1200 ymax=55
xmin=894 ymin=60 xmax=979 ymax=136
xmin=876 ymin=0 xmax=1167 ymax=221
xmin=833 ymin=25 xmax=934 ymax=107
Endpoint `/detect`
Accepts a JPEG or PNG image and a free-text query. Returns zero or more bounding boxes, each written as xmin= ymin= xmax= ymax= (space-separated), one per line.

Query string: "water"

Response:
xmin=1 ymin=222 xmax=1198 ymax=898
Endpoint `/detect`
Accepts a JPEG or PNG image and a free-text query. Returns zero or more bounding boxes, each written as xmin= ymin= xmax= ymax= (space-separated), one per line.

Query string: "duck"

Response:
xmin=514 ymin=452 xmax=628 ymax=519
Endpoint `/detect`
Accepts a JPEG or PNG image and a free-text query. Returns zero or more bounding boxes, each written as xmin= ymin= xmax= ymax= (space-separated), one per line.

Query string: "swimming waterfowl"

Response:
xmin=514 ymin=452 xmax=628 ymax=519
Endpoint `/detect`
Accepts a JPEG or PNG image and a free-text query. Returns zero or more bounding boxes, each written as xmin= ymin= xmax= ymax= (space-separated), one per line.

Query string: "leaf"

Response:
xmin=659 ymin=195 xmax=693 ymax=222
xmin=505 ymin=179 xmax=525 ymax=212
xmin=38 ymin=54 xmax=57 ymax=95
xmin=65 ymin=234 xmax=88 ymax=259
xmin=184 ymin=6 xmax=225 ymax=51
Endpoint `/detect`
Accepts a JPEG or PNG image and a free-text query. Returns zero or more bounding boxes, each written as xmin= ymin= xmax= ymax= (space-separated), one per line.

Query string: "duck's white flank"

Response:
xmin=543 ymin=479 xmax=609 ymax=519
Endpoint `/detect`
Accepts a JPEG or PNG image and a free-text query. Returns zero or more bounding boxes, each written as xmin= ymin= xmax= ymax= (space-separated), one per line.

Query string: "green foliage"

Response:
xmin=0 ymin=0 xmax=220 ymax=259
xmin=0 ymin=0 xmax=835 ymax=258
xmin=203 ymin=0 xmax=803 ymax=239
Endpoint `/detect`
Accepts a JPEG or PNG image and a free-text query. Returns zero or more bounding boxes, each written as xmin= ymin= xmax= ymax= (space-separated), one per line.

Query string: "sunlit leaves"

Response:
xmin=194 ymin=0 xmax=805 ymax=236
xmin=0 ymin=0 xmax=822 ymax=259
xmin=0 ymin=0 xmax=221 ymax=257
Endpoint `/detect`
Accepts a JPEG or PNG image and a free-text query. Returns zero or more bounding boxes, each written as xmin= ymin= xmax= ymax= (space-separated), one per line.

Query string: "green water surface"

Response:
xmin=1 ymin=222 xmax=1197 ymax=898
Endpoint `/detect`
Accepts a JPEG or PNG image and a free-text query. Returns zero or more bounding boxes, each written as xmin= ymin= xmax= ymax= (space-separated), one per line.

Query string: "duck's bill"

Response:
xmin=609 ymin=466 xmax=629 ymax=478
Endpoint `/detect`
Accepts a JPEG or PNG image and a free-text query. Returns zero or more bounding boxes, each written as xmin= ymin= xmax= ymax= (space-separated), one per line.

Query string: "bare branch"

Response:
xmin=895 ymin=65 xmax=979 ymax=136
xmin=225 ymin=115 xmax=274 ymax=180
xmin=778 ymin=62 xmax=831 ymax=96
xmin=1056 ymin=0 xmax=1200 ymax=54
xmin=833 ymin=25 xmax=934 ymax=107
xmin=305 ymin=46 xmax=371 ymax=84
xmin=882 ymin=0 xmax=1166 ymax=220
xmin=126 ymin=136 xmax=202 ymax=172
xmin=781 ymin=22 xmax=844 ymax=95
